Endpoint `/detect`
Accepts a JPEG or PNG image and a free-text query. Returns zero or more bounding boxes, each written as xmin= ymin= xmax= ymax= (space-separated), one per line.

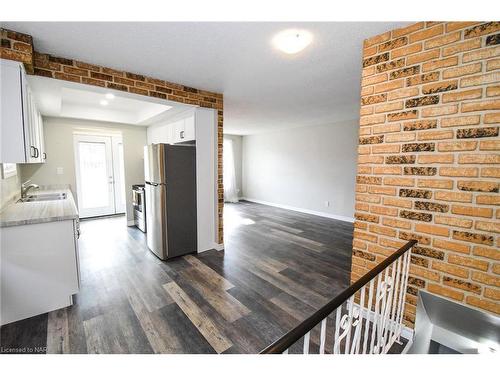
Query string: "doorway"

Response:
xmin=74 ymin=134 xmax=126 ymax=218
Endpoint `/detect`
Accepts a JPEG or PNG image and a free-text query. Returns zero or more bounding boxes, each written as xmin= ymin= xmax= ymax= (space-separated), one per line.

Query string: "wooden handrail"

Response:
xmin=260 ymin=239 xmax=417 ymax=354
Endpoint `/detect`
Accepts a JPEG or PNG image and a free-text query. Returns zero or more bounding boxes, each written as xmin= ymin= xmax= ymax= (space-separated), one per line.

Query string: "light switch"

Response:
xmin=56 ymin=167 xmax=64 ymax=175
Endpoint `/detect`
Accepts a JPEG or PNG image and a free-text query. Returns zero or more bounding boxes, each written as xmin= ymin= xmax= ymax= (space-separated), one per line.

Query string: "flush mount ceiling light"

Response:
xmin=99 ymin=99 xmax=108 ymax=106
xmin=105 ymin=93 xmax=115 ymax=100
xmin=272 ymin=29 xmax=313 ymax=54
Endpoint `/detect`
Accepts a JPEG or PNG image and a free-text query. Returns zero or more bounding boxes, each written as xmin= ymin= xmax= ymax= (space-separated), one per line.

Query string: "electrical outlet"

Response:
xmin=324 ymin=200 xmax=330 ymax=207
xmin=56 ymin=167 xmax=64 ymax=175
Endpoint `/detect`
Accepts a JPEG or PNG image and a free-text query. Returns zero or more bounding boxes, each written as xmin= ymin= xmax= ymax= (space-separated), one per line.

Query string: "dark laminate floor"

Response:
xmin=0 ymin=201 xmax=353 ymax=354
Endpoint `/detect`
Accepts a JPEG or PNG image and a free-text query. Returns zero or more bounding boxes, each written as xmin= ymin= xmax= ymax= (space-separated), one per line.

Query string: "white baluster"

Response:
xmin=344 ymin=296 xmax=354 ymax=353
xmin=381 ymin=266 xmax=396 ymax=353
xmin=394 ymin=252 xmax=408 ymax=341
xmin=376 ymin=268 xmax=390 ymax=352
xmin=369 ymin=274 xmax=382 ymax=354
xmin=333 ymin=301 xmax=361 ymax=355
xmin=303 ymin=332 xmax=310 ymax=354
xmin=350 ymin=318 xmax=362 ymax=354
xmin=319 ymin=318 xmax=327 ymax=354
xmin=333 ymin=306 xmax=342 ymax=354
xmin=387 ymin=257 xmax=402 ymax=348
xmin=362 ymin=279 xmax=375 ymax=354
xmin=397 ymin=250 xmax=412 ymax=338
xmin=354 ymin=286 xmax=366 ymax=354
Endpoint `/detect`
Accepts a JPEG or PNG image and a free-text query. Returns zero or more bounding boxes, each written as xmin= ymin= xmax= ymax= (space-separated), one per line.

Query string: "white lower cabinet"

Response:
xmin=0 ymin=219 xmax=80 ymax=325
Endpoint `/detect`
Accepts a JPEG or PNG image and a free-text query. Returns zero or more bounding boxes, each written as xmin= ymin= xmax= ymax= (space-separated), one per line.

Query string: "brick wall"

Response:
xmin=353 ymin=22 xmax=499 ymax=325
xmin=1 ymin=28 xmax=224 ymax=244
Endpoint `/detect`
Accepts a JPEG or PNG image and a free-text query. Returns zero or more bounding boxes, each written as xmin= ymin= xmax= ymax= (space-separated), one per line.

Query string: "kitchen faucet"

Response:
xmin=21 ymin=180 xmax=40 ymax=198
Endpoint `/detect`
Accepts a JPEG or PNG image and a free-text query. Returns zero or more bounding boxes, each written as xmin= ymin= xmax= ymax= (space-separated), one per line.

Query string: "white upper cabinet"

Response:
xmin=146 ymin=114 xmax=196 ymax=145
xmin=1 ymin=59 xmax=45 ymax=163
xmin=184 ymin=115 xmax=195 ymax=141
xmin=173 ymin=119 xmax=185 ymax=143
xmin=173 ymin=116 xmax=195 ymax=143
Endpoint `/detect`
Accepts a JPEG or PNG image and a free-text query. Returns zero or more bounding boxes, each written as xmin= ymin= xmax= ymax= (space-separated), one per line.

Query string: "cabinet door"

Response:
xmin=174 ymin=119 xmax=186 ymax=143
xmin=167 ymin=122 xmax=176 ymax=143
xmin=31 ymin=96 xmax=43 ymax=163
xmin=24 ymin=79 xmax=46 ymax=163
xmin=0 ymin=60 xmax=44 ymax=163
xmin=25 ymin=88 xmax=38 ymax=162
xmin=1 ymin=220 xmax=79 ymax=325
xmin=38 ymin=112 xmax=46 ymax=162
xmin=184 ymin=116 xmax=195 ymax=141
xmin=0 ymin=60 xmax=27 ymax=162
xmin=159 ymin=123 xmax=170 ymax=143
xmin=147 ymin=125 xmax=158 ymax=144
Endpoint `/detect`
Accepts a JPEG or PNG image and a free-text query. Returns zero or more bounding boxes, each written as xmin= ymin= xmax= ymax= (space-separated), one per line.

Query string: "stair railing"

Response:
xmin=260 ymin=240 xmax=417 ymax=354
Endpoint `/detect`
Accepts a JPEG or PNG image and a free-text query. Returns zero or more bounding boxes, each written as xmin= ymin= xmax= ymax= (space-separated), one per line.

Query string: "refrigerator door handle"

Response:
xmin=146 ymin=181 xmax=159 ymax=187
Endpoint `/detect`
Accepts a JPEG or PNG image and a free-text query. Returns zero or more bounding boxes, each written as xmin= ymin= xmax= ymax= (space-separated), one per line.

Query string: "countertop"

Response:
xmin=0 ymin=185 xmax=79 ymax=228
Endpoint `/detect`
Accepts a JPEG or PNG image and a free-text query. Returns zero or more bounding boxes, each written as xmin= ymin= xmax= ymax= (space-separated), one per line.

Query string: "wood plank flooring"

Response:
xmin=0 ymin=201 xmax=354 ymax=354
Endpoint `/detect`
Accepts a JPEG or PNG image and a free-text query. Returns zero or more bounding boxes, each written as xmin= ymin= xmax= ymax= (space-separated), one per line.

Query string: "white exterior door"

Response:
xmin=74 ymin=135 xmax=122 ymax=218
xmin=74 ymin=135 xmax=115 ymax=218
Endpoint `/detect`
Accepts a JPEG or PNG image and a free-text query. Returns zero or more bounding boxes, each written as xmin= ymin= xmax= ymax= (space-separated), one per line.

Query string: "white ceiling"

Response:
xmin=4 ymin=22 xmax=410 ymax=134
xmin=28 ymin=76 xmax=194 ymax=125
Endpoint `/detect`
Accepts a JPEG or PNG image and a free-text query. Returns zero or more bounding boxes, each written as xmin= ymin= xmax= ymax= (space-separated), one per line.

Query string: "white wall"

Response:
xmin=20 ymin=117 xmax=147 ymax=222
xmin=242 ymin=120 xmax=358 ymax=221
xmin=223 ymin=134 xmax=243 ymax=198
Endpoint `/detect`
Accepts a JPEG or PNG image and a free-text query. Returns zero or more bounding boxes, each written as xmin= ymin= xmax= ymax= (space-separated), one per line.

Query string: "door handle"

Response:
xmin=34 ymin=147 xmax=39 ymax=158
xmin=180 ymin=130 xmax=185 ymax=139
xmin=30 ymin=146 xmax=36 ymax=157
xmin=43 ymin=152 xmax=47 ymax=160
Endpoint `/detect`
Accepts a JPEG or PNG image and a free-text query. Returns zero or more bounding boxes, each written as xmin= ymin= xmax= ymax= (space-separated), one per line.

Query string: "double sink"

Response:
xmin=17 ymin=192 xmax=67 ymax=203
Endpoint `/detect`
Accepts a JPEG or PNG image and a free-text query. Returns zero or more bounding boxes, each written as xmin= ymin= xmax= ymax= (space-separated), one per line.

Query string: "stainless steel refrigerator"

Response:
xmin=144 ymin=143 xmax=197 ymax=260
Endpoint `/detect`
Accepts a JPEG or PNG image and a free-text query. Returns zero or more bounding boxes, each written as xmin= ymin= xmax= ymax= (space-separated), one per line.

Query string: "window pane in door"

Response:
xmin=78 ymin=142 xmax=109 ymax=209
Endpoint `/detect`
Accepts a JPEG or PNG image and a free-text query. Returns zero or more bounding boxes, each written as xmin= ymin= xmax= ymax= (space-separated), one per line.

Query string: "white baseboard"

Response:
xmin=240 ymin=197 xmax=354 ymax=223
xmin=127 ymin=220 xmax=135 ymax=226
xmin=213 ymin=242 xmax=224 ymax=251
xmin=197 ymin=242 xmax=224 ymax=253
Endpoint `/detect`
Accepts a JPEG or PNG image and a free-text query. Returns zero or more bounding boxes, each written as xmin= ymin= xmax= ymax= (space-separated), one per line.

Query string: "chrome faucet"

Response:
xmin=21 ymin=180 xmax=40 ymax=198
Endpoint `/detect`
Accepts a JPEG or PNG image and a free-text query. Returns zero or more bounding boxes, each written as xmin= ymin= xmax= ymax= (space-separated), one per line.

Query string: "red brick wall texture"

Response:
xmin=353 ymin=22 xmax=500 ymax=325
xmin=0 ymin=28 xmax=224 ymax=244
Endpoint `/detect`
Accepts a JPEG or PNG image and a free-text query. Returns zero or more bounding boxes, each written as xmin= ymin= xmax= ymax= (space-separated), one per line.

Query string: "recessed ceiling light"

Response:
xmin=100 ymin=99 xmax=108 ymax=106
xmin=272 ymin=29 xmax=313 ymax=54
xmin=105 ymin=93 xmax=115 ymax=100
